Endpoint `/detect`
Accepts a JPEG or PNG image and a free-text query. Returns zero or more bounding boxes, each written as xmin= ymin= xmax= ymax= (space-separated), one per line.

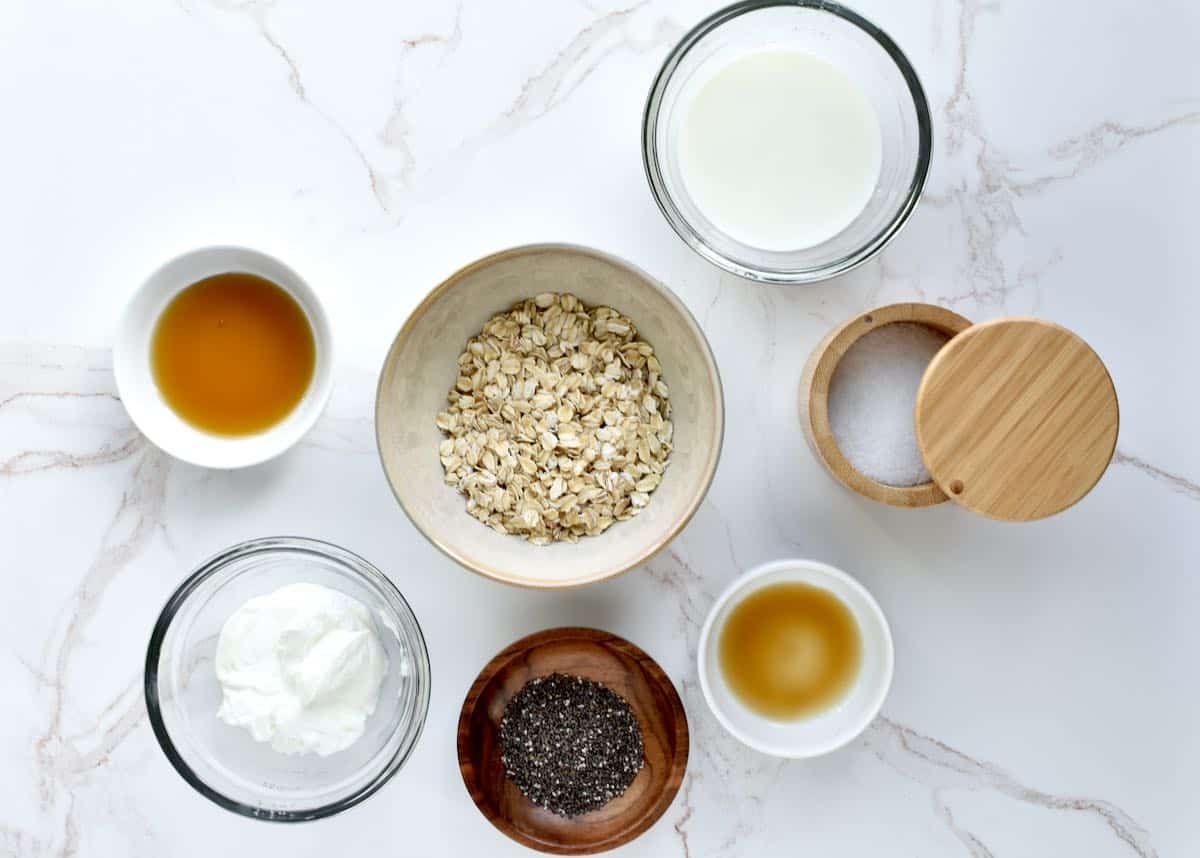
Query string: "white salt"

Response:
xmin=827 ymin=322 xmax=948 ymax=487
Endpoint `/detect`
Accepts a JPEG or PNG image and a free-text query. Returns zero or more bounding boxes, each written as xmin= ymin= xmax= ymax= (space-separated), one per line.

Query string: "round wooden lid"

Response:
xmin=914 ymin=318 xmax=1118 ymax=521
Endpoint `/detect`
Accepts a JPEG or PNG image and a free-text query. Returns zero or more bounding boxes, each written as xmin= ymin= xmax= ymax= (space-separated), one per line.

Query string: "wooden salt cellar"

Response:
xmin=800 ymin=302 xmax=1119 ymax=520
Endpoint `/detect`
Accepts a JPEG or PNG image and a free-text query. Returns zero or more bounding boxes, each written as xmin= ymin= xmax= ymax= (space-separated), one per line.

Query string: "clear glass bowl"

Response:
xmin=642 ymin=0 xmax=932 ymax=284
xmin=144 ymin=537 xmax=431 ymax=821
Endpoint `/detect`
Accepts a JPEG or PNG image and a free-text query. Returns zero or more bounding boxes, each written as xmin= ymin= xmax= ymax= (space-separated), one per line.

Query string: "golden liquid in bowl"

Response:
xmin=718 ymin=581 xmax=862 ymax=720
xmin=151 ymin=272 xmax=315 ymax=436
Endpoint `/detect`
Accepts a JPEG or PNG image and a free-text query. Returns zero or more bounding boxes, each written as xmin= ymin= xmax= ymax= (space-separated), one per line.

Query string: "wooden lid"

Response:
xmin=914 ymin=318 xmax=1118 ymax=521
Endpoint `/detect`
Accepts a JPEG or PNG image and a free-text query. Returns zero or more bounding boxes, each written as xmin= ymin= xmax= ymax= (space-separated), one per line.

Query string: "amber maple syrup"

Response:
xmin=151 ymin=272 xmax=315 ymax=436
xmin=718 ymin=581 xmax=863 ymax=720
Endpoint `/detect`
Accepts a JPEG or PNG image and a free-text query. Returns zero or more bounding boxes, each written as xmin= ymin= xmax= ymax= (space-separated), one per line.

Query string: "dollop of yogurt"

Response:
xmin=215 ymin=582 xmax=387 ymax=756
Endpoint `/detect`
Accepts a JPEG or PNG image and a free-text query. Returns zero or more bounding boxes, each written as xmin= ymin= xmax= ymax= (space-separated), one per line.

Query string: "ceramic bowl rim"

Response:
xmin=696 ymin=558 xmax=894 ymax=758
xmin=113 ymin=245 xmax=334 ymax=469
xmin=373 ymin=243 xmax=726 ymax=589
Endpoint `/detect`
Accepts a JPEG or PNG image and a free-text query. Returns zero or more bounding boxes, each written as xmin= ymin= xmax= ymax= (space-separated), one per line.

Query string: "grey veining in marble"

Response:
xmin=2 ymin=1 xmax=1197 ymax=855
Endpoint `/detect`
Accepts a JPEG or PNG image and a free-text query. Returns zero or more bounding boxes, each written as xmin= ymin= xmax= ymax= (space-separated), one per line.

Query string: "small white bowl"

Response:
xmin=114 ymin=246 xmax=334 ymax=469
xmin=697 ymin=558 xmax=893 ymax=758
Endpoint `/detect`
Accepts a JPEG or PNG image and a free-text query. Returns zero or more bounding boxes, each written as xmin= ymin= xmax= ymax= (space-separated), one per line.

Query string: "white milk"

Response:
xmin=677 ymin=49 xmax=882 ymax=252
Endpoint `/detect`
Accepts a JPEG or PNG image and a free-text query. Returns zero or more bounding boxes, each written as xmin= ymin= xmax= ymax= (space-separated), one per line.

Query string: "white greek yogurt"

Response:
xmin=214 ymin=582 xmax=387 ymax=756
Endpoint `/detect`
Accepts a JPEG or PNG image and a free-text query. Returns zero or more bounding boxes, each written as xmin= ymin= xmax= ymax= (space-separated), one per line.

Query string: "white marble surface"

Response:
xmin=2 ymin=0 xmax=1198 ymax=855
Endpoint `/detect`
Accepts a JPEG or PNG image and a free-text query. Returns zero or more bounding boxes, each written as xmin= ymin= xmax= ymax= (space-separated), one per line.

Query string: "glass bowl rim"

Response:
xmin=143 ymin=535 xmax=432 ymax=822
xmin=641 ymin=0 xmax=934 ymax=284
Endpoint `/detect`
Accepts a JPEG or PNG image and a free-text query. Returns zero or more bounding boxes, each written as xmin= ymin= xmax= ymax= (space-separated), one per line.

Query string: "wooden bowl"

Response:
xmin=799 ymin=302 xmax=972 ymax=507
xmin=375 ymin=244 xmax=724 ymax=588
xmin=457 ymin=627 xmax=689 ymax=854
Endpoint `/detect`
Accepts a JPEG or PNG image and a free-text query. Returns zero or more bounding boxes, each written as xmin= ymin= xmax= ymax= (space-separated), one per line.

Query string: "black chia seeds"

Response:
xmin=499 ymin=672 xmax=645 ymax=818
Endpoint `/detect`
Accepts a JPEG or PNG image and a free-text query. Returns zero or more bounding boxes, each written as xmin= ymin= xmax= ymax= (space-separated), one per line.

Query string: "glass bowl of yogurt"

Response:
xmin=643 ymin=0 xmax=932 ymax=283
xmin=144 ymin=537 xmax=431 ymax=821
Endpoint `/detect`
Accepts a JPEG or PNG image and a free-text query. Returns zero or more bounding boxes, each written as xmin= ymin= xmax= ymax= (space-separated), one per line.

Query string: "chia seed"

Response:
xmin=499 ymin=672 xmax=645 ymax=818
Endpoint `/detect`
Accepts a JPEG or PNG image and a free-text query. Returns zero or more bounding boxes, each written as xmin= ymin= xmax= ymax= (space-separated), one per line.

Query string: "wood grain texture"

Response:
xmin=456 ymin=627 xmax=688 ymax=855
xmin=915 ymin=317 xmax=1118 ymax=521
xmin=799 ymin=302 xmax=973 ymax=507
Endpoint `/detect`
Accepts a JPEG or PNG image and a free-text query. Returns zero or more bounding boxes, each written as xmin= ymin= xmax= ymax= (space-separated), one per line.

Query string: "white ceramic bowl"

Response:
xmin=114 ymin=246 xmax=334 ymax=468
xmin=375 ymin=244 xmax=724 ymax=588
xmin=698 ymin=559 xmax=893 ymax=757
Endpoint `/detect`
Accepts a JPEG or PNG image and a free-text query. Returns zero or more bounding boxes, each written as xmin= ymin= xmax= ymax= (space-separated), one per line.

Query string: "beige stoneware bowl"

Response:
xmin=375 ymin=244 xmax=724 ymax=588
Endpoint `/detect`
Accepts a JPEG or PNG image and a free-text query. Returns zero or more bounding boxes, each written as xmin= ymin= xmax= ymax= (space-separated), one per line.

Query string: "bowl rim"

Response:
xmin=455 ymin=626 xmax=689 ymax=854
xmin=112 ymin=245 xmax=335 ymax=469
xmin=143 ymin=535 xmax=432 ymax=822
xmin=798 ymin=302 xmax=974 ymax=506
xmin=641 ymin=0 xmax=934 ymax=284
xmin=696 ymin=558 xmax=894 ymax=758
xmin=373 ymin=242 xmax=726 ymax=589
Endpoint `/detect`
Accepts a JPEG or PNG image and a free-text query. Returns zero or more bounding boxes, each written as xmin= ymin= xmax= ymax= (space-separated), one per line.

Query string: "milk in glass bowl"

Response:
xmin=642 ymin=0 xmax=932 ymax=284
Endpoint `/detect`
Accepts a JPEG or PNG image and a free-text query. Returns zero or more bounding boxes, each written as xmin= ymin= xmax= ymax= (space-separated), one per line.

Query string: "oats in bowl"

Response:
xmin=435 ymin=292 xmax=673 ymax=544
